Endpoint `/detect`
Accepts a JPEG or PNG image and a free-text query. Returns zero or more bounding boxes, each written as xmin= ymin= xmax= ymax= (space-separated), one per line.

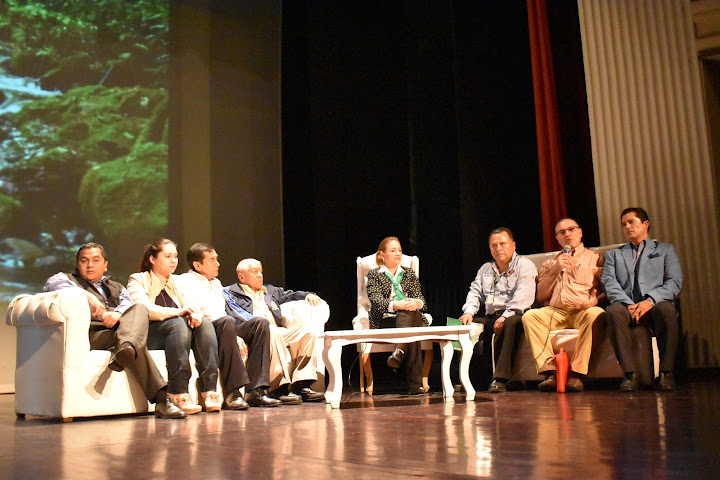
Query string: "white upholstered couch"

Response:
xmin=6 ymin=289 xmax=329 ymax=420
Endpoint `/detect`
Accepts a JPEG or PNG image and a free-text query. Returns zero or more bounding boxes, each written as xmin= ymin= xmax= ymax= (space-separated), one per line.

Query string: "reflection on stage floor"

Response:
xmin=1 ymin=375 xmax=719 ymax=479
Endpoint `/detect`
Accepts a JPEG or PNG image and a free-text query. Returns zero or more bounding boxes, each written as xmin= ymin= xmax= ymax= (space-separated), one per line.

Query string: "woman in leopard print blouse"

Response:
xmin=366 ymin=236 xmax=429 ymax=395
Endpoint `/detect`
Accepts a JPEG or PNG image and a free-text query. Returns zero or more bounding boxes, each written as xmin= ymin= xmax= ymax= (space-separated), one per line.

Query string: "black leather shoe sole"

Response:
xmin=387 ymin=349 xmax=404 ymax=370
xmin=108 ymin=344 xmax=135 ymax=372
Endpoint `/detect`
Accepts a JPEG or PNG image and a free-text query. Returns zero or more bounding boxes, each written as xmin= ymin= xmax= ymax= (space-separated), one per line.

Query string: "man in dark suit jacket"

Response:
xmin=601 ymin=208 xmax=683 ymax=392
xmin=223 ymin=258 xmax=324 ymax=403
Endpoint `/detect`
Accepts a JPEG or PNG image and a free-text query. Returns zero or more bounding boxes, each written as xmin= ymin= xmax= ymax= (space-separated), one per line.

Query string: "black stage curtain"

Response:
xmin=282 ymin=1 xmax=595 ymax=330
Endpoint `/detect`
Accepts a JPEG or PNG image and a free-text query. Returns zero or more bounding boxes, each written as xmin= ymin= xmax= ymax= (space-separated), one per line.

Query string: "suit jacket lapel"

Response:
xmin=620 ymin=243 xmax=634 ymax=278
xmin=639 ymin=240 xmax=657 ymax=271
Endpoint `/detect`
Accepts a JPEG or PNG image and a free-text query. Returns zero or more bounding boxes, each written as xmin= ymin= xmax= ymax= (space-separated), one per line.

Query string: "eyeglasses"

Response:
xmin=555 ymin=226 xmax=580 ymax=236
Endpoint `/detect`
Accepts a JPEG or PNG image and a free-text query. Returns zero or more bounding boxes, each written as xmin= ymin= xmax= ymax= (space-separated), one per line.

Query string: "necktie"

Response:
xmin=632 ymin=251 xmax=643 ymax=303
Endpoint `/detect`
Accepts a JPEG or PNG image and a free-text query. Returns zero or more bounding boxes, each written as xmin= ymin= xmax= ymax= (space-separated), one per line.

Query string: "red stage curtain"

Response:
xmin=527 ymin=0 xmax=566 ymax=252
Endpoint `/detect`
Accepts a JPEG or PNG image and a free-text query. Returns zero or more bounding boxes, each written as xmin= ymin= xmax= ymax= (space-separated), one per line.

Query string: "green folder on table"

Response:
xmin=446 ymin=317 xmax=462 ymax=350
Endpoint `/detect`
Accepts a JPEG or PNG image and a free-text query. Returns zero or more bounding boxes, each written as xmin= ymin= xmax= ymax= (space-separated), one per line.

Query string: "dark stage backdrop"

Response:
xmin=282 ymin=1 xmax=597 ymax=331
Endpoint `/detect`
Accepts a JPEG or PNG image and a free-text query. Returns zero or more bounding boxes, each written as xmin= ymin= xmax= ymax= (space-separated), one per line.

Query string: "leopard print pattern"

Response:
xmin=366 ymin=266 xmax=429 ymax=328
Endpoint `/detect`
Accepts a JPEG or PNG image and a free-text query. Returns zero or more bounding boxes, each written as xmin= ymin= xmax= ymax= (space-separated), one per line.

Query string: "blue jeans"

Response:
xmin=147 ymin=316 xmax=219 ymax=394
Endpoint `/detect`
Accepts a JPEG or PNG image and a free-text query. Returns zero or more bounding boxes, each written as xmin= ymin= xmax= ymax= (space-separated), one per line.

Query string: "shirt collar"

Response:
xmin=630 ymin=239 xmax=647 ymax=252
xmin=240 ymin=283 xmax=267 ymax=296
xmin=379 ymin=265 xmax=404 ymax=278
xmin=493 ymin=252 xmax=518 ymax=274
xmin=188 ymin=269 xmax=213 ymax=283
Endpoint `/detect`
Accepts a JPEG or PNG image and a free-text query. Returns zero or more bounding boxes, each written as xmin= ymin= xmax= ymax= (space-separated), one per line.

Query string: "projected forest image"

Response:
xmin=0 ymin=1 xmax=169 ymax=300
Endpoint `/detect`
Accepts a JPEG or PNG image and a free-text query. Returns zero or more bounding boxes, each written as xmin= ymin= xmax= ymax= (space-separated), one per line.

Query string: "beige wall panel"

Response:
xmin=579 ymin=0 xmax=720 ymax=367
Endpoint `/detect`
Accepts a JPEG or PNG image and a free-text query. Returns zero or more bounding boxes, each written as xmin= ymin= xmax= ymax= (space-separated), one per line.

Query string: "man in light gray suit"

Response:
xmin=601 ymin=207 xmax=683 ymax=392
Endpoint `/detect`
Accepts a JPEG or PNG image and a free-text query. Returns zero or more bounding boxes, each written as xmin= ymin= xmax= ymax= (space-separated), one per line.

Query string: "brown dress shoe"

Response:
xmin=168 ymin=393 xmax=202 ymax=415
xmin=538 ymin=373 xmax=557 ymax=392
xmin=565 ymin=376 xmax=584 ymax=393
xmin=201 ymin=391 xmax=222 ymax=412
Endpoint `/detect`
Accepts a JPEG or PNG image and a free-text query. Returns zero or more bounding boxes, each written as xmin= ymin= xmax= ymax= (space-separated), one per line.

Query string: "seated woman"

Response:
xmin=366 ymin=236 xmax=429 ymax=395
xmin=127 ymin=238 xmax=250 ymax=414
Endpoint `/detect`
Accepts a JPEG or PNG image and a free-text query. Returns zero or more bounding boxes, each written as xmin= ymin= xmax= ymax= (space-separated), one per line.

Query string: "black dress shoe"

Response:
xmin=657 ymin=371 xmax=676 ymax=392
xmin=155 ymin=397 xmax=187 ymax=419
xmin=488 ymin=379 xmax=507 ymax=393
xmin=270 ymin=390 xmax=303 ymax=405
xmin=409 ymin=385 xmax=428 ymax=395
xmin=108 ymin=342 xmax=136 ymax=372
xmin=224 ymin=389 xmax=250 ymax=410
xmin=387 ymin=348 xmax=405 ymax=370
xmin=294 ymin=387 xmax=324 ymax=402
xmin=538 ymin=373 xmax=557 ymax=392
xmin=619 ymin=373 xmax=639 ymax=392
xmin=245 ymin=388 xmax=281 ymax=407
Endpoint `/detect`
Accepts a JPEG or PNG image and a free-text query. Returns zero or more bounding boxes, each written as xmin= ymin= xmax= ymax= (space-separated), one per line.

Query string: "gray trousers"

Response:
xmin=89 ymin=303 xmax=166 ymax=403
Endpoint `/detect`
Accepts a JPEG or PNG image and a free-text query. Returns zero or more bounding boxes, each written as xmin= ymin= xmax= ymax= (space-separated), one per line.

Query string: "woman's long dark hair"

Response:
xmin=140 ymin=238 xmax=176 ymax=272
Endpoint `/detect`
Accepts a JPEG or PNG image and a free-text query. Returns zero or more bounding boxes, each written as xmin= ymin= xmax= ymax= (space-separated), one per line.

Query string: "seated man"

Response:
xmin=179 ymin=243 xmax=278 ymax=408
xmin=601 ymin=207 xmax=682 ymax=392
xmin=44 ymin=242 xmax=185 ymax=419
xmin=460 ymin=227 xmax=537 ymax=393
xmin=224 ymin=258 xmax=324 ymax=403
xmin=522 ymin=218 xmax=605 ymax=392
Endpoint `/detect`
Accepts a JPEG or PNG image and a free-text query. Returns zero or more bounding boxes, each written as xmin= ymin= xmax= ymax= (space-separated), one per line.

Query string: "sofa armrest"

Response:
xmin=7 ymin=290 xmax=90 ymax=329
xmin=352 ymin=315 xmax=369 ymax=330
xmin=9 ymin=289 xmax=92 ymax=371
xmin=280 ymin=299 xmax=330 ymax=332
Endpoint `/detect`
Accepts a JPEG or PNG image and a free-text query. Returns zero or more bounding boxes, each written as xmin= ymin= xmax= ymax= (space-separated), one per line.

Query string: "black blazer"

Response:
xmin=366 ymin=266 xmax=428 ymax=328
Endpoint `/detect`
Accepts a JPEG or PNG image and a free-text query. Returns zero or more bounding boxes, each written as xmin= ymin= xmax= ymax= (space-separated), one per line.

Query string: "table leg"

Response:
xmin=323 ymin=342 xmax=343 ymax=408
xmin=458 ymin=334 xmax=476 ymax=401
xmin=439 ymin=340 xmax=454 ymax=398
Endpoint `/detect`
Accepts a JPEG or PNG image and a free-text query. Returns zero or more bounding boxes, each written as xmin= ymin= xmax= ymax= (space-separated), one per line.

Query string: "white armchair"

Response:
xmin=351 ymin=253 xmax=434 ymax=395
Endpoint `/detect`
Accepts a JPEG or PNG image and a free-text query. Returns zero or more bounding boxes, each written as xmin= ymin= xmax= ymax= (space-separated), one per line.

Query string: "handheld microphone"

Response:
xmin=561 ymin=244 xmax=571 ymax=273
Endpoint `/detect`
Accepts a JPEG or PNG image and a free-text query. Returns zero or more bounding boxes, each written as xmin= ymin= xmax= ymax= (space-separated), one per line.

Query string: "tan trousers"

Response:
xmin=268 ymin=323 xmax=318 ymax=391
xmin=521 ymin=306 xmax=604 ymax=375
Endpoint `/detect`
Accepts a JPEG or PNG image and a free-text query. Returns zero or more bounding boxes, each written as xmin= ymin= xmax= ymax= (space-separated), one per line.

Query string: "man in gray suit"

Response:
xmin=601 ymin=207 xmax=683 ymax=392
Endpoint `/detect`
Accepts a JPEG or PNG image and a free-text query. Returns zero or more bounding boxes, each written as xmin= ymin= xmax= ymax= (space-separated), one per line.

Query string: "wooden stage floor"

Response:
xmin=1 ymin=375 xmax=719 ymax=479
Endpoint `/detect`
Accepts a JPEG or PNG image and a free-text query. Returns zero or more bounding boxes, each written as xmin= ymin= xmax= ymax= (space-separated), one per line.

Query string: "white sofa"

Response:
xmin=6 ymin=289 xmax=329 ymax=420
xmin=498 ymin=244 xmax=659 ymax=385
